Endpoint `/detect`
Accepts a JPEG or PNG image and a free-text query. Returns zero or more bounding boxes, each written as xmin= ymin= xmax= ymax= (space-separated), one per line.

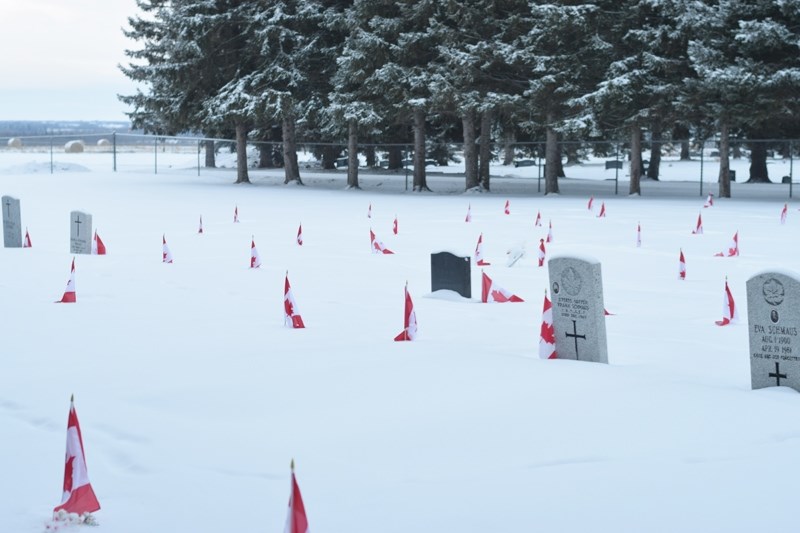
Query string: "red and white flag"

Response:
xmin=56 ymin=258 xmax=77 ymax=303
xmin=534 ymin=211 xmax=542 ymax=227
xmin=481 ymin=271 xmax=523 ymax=303
xmin=504 ymin=200 xmax=510 ymax=215
xmin=370 ymin=229 xmax=394 ymax=254
xmin=597 ymin=202 xmax=606 ymax=218
xmin=283 ymin=461 xmax=310 ymax=533
xmin=198 ymin=215 xmax=204 ymax=234
xmin=392 ymin=216 xmax=398 ymax=235
xmin=475 ymin=233 xmax=490 ymax=266
xmin=296 ymin=224 xmax=303 ymax=246
xmin=715 ymin=279 xmax=739 ymax=326
xmin=715 ymin=231 xmax=739 ymax=257
xmin=394 ymin=283 xmax=418 ymax=341
xmin=367 ymin=203 xmax=372 ymax=219
xmin=91 ymin=231 xmax=106 ymax=255
xmin=465 ymin=204 xmax=472 ymax=223
xmin=781 ymin=203 xmax=788 ymax=225
xmin=546 ymin=220 xmax=553 ymax=243
xmin=53 ymin=396 xmax=100 ymax=518
xmin=703 ymin=193 xmax=714 ymax=208
xmin=539 ymin=291 xmax=557 ymax=360
xmin=636 ymin=223 xmax=641 ymax=248
xmin=538 ymin=238 xmax=546 ymax=267
xmin=234 ymin=205 xmax=239 ymax=223
xmin=23 ymin=227 xmax=32 ymax=248
xmin=284 ymin=274 xmax=305 ymax=329
xmin=250 ymin=237 xmax=262 ymax=268
xmin=162 ymin=235 xmax=173 ymax=263
xmin=587 ymin=196 xmax=594 ymax=211
xmin=691 ymin=213 xmax=703 ymax=234
xmin=679 ymin=249 xmax=686 ymax=280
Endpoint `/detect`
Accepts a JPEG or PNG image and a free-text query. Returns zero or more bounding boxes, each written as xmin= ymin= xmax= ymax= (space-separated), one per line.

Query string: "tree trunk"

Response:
xmin=479 ymin=108 xmax=492 ymax=191
xmin=412 ymin=107 xmax=429 ymax=191
xmin=282 ymin=106 xmax=302 ymax=185
xmin=674 ymin=123 xmax=691 ymax=160
xmin=347 ymin=120 xmax=359 ymax=189
xmin=629 ymin=124 xmax=641 ymax=195
xmin=234 ymin=121 xmax=250 ymax=184
xmin=365 ymin=146 xmax=376 ymax=168
xmin=748 ymin=142 xmax=770 ymax=183
xmin=565 ymin=144 xmax=580 ymax=165
xmin=257 ymin=144 xmax=271 ymax=168
xmin=647 ymin=123 xmax=661 ymax=180
xmin=718 ymin=121 xmax=731 ymax=198
xmin=321 ymin=145 xmax=337 ymax=170
xmin=463 ymin=109 xmax=479 ymax=190
xmin=545 ymin=112 xmax=560 ymax=195
xmin=503 ymin=128 xmax=515 ymax=166
xmin=388 ymin=146 xmax=402 ymax=170
xmin=204 ymin=139 xmax=216 ymax=168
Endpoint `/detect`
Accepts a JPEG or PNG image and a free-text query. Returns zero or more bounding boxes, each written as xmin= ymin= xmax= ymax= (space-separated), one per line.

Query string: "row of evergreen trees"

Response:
xmin=120 ymin=0 xmax=800 ymax=196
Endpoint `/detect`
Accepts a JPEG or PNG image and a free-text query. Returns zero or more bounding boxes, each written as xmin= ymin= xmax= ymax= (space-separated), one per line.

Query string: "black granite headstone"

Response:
xmin=431 ymin=252 xmax=471 ymax=298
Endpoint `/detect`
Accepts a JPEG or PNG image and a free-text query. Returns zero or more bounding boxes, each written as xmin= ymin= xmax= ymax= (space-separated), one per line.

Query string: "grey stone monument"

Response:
xmin=747 ymin=271 xmax=800 ymax=392
xmin=431 ymin=252 xmax=471 ymax=298
xmin=70 ymin=210 xmax=93 ymax=254
xmin=548 ymin=256 xmax=608 ymax=363
xmin=2 ymin=195 xmax=22 ymax=248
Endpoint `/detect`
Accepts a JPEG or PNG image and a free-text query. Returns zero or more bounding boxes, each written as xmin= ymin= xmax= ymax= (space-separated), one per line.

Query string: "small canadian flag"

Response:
xmin=538 ymin=238 xmax=546 ymax=267
xmin=475 ymin=233 xmax=490 ymax=266
xmin=465 ymin=204 xmax=472 ymax=223
xmin=714 ymin=231 xmax=739 ymax=257
xmin=367 ymin=203 xmax=372 ymax=219
xmin=481 ymin=271 xmax=524 ymax=303
xmin=394 ymin=282 xmax=418 ymax=341
xmin=597 ymin=202 xmax=607 ymax=218
xmin=198 ymin=216 xmax=203 ymax=234
xmin=587 ymin=196 xmax=594 ymax=211
xmin=704 ymin=193 xmax=714 ymax=208
xmin=715 ymin=278 xmax=739 ymax=326
xmin=296 ymin=224 xmax=303 ymax=246
xmin=23 ymin=227 xmax=32 ymax=248
xmin=283 ymin=460 xmax=310 ymax=533
xmin=504 ymin=200 xmax=510 ymax=215
xmin=91 ymin=231 xmax=106 ymax=255
xmin=56 ymin=258 xmax=77 ymax=303
xmin=392 ymin=216 xmax=398 ymax=235
xmin=539 ymin=291 xmax=557 ymax=360
xmin=250 ymin=237 xmax=262 ymax=268
xmin=370 ymin=229 xmax=394 ymax=254
xmin=534 ymin=211 xmax=542 ymax=227
xmin=234 ymin=205 xmax=239 ymax=223
xmin=162 ymin=235 xmax=173 ymax=263
xmin=284 ymin=273 xmax=305 ymax=329
xmin=781 ymin=204 xmax=787 ymax=225
xmin=679 ymin=249 xmax=686 ymax=280
xmin=636 ymin=223 xmax=641 ymax=248
xmin=53 ymin=395 xmax=100 ymax=519
xmin=546 ymin=220 xmax=553 ymax=243
xmin=691 ymin=213 xmax=704 ymax=234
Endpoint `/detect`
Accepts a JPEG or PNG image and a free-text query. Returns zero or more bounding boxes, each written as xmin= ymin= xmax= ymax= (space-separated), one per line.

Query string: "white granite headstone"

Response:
xmin=748 ymin=271 xmax=800 ymax=392
xmin=2 ymin=195 xmax=22 ymax=248
xmin=70 ymin=210 xmax=92 ymax=254
xmin=548 ymin=256 xmax=609 ymax=363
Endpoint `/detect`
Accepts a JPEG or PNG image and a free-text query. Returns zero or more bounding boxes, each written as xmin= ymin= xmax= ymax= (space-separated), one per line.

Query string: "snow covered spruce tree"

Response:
xmin=431 ymin=0 xmax=532 ymax=192
xmin=685 ymin=0 xmax=800 ymax=190
xmin=520 ymin=3 xmax=608 ymax=195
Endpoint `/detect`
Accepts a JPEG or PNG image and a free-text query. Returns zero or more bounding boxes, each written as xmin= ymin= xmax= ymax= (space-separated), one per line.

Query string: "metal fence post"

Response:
xmin=197 ymin=140 xmax=201 ymax=177
xmin=112 ymin=132 xmax=117 ymax=172
xmin=699 ymin=141 xmax=704 ymax=197
xmin=790 ymin=141 xmax=794 ymax=199
xmin=50 ymin=136 xmax=54 ymax=174
xmin=614 ymin=143 xmax=620 ymax=195
xmin=154 ymin=137 xmax=158 ymax=175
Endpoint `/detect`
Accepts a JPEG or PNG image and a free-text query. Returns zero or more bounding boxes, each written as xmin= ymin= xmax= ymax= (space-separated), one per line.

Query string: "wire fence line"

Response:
xmin=1 ymin=132 xmax=797 ymax=197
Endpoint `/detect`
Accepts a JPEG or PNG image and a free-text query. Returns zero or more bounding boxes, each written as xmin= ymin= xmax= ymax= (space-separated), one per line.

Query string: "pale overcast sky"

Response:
xmin=0 ymin=0 xmax=140 ymax=121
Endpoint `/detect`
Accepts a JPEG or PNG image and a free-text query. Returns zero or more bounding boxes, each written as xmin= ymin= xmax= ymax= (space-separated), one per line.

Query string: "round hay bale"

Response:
xmin=64 ymin=140 xmax=85 ymax=153
xmin=97 ymin=138 xmax=111 ymax=147
xmin=7 ymin=137 xmax=22 ymax=148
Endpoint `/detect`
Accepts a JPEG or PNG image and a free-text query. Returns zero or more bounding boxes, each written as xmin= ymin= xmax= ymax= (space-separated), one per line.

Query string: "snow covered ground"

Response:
xmin=2 ymin=150 xmax=800 ymax=532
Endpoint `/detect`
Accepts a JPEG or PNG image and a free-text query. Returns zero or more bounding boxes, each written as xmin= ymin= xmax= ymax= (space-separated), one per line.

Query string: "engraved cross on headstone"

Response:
xmin=4 ymin=198 xmax=10 ymax=218
xmin=73 ymin=214 xmax=83 ymax=236
xmin=769 ymin=362 xmax=787 ymax=386
xmin=565 ymin=319 xmax=587 ymax=360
